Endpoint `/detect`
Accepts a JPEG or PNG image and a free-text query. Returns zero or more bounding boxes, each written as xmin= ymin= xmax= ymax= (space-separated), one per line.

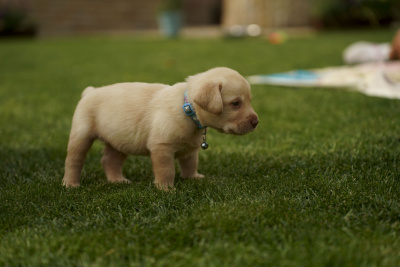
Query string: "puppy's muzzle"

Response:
xmin=248 ymin=113 xmax=259 ymax=129
xmin=250 ymin=117 xmax=259 ymax=128
xmin=235 ymin=114 xmax=259 ymax=135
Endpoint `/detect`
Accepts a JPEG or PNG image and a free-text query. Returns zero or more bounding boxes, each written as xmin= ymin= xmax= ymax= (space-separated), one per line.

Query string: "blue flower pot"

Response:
xmin=158 ymin=10 xmax=183 ymax=38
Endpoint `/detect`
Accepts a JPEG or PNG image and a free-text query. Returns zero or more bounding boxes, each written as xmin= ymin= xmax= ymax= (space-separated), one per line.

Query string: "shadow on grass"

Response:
xmin=0 ymin=147 xmax=66 ymax=185
xmin=1 ymin=141 xmax=399 ymax=188
xmin=0 ymin=146 xmax=153 ymax=186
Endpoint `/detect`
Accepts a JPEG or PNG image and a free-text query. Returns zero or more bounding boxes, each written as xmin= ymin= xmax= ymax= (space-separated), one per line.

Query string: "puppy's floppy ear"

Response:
xmin=192 ymin=82 xmax=223 ymax=115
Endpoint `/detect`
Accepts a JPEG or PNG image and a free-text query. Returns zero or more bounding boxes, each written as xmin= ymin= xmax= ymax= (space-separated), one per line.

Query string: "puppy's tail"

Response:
xmin=81 ymin=86 xmax=95 ymax=98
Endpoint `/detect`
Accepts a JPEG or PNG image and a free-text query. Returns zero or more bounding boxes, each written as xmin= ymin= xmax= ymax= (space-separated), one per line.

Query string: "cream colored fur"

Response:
xmin=62 ymin=67 xmax=258 ymax=190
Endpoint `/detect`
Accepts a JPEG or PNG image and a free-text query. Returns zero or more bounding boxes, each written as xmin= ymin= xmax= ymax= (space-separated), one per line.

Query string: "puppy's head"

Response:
xmin=187 ymin=67 xmax=258 ymax=135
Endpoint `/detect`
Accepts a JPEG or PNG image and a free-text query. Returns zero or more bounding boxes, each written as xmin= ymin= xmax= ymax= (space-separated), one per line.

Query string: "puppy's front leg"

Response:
xmin=178 ymin=150 xmax=204 ymax=179
xmin=151 ymin=145 xmax=176 ymax=191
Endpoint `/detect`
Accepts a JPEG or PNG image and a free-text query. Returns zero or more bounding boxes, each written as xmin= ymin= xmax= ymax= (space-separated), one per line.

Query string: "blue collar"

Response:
xmin=183 ymin=90 xmax=206 ymax=129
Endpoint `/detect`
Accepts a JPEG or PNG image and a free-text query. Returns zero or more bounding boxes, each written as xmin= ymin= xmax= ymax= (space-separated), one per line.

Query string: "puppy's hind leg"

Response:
xmin=178 ymin=150 xmax=204 ymax=179
xmin=101 ymin=143 xmax=130 ymax=184
xmin=63 ymin=131 xmax=94 ymax=188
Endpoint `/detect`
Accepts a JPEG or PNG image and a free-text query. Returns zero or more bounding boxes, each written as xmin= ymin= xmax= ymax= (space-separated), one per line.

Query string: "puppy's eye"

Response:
xmin=231 ymin=101 xmax=240 ymax=107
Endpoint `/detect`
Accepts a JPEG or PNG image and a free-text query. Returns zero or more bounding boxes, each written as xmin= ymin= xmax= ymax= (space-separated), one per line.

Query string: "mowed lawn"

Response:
xmin=1 ymin=30 xmax=400 ymax=266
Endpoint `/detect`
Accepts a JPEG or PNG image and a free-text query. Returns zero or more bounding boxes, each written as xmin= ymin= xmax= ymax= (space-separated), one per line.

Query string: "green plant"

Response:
xmin=0 ymin=8 xmax=36 ymax=36
xmin=311 ymin=0 xmax=398 ymax=28
xmin=158 ymin=0 xmax=183 ymax=12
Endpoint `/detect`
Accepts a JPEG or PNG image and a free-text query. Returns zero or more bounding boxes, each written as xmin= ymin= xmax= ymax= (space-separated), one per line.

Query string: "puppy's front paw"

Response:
xmin=193 ymin=173 xmax=205 ymax=179
xmin=154 ymin=182 xmax=175 ymax=192
xmin=182 ymin=173 xmax=205 ymax=180
xmin=109 ymin=177 xmax=131 ymax=184
xmin=62 ymin=181 xmax=80 ymax=188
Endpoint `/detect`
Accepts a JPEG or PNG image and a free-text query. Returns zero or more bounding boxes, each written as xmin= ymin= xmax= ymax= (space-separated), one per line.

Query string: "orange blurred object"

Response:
xmin=267 ymin=31 xmax=287 ymax=45
xmin=389 ymin=29 xmax=400 ymax=60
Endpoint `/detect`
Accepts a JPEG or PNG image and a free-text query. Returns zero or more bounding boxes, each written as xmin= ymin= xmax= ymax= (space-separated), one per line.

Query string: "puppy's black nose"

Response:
xmin=251 ymin=119 xmax=259 ymax=128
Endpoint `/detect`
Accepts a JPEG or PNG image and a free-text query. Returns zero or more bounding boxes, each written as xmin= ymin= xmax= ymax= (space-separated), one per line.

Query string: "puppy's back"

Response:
xmin=73 ymin=82 xmax=168 ymax=154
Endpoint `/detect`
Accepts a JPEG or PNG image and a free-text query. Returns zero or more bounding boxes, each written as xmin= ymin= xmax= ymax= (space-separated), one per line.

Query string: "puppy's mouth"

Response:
xmin=220 ymin=120 xmax=258 ymax=135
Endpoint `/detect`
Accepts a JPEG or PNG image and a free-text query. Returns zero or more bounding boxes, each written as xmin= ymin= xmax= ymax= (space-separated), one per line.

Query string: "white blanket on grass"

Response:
xmin=247 ymin=61 xmax=400 ymax=99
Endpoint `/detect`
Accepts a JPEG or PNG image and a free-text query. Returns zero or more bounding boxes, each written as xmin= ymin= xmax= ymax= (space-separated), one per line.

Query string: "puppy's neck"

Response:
xmin=183 ymin=90 xmax=206 ymax=129
xmin=183 ymin=90 xmax=209 ymax=150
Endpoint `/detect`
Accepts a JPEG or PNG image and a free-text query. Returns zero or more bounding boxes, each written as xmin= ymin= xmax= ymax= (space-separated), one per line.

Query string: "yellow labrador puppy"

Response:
xmin=62 ymin=67 xmax=258 ymax=190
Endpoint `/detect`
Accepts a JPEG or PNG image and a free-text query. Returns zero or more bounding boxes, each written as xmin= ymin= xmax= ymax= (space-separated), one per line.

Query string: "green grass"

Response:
xmin=1 ymin=29 xmax=400 ymax=266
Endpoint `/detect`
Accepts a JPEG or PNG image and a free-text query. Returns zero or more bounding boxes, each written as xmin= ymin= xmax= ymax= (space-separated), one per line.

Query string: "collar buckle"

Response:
xmin=183 ymin=103 xmax=195 ymax=116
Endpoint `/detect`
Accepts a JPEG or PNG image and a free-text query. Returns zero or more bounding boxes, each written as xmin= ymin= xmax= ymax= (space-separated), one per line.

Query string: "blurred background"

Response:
xmin=1 ymin=0 xmax=399 ymax=38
